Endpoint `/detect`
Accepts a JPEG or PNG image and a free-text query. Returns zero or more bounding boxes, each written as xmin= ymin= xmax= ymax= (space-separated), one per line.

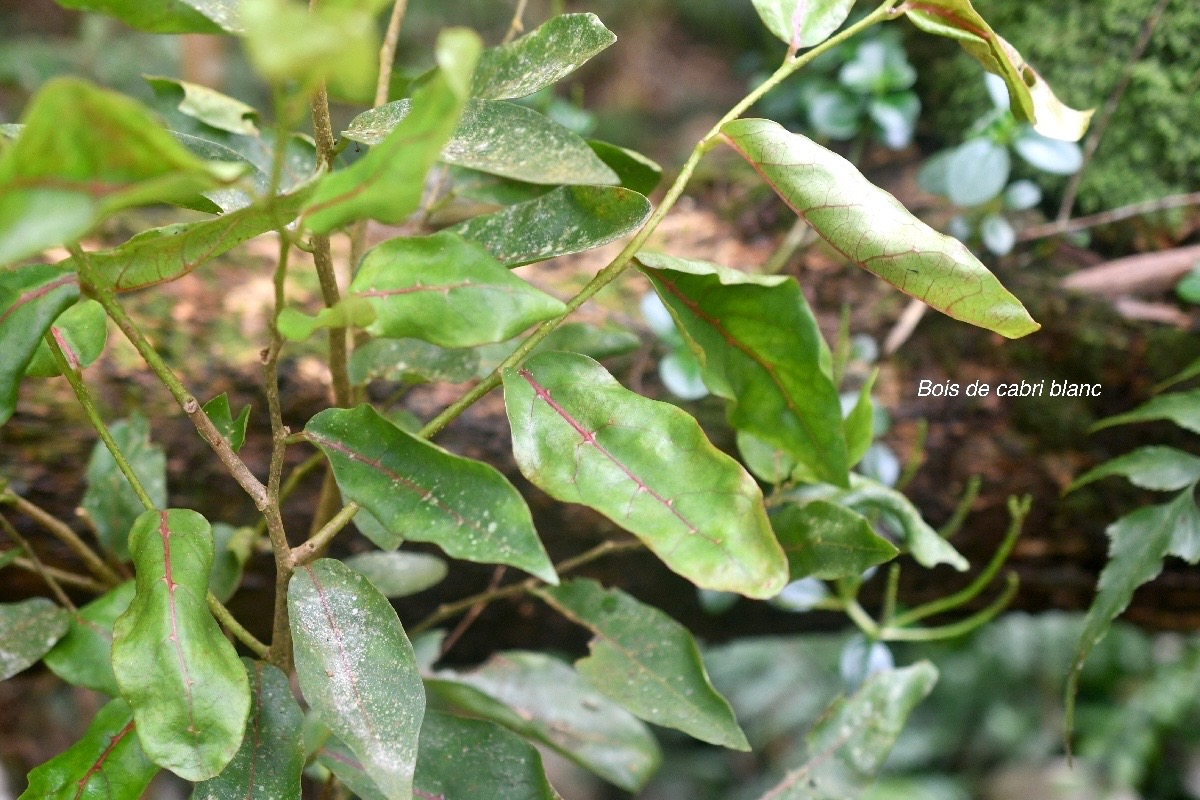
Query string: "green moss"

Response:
xmin=914 ymin=0 xmax=1200 ymax=215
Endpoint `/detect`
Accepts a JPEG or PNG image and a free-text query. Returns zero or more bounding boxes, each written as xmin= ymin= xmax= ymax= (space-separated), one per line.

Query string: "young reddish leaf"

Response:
xmin=81 ymin=414 xmax=167 ymax=560
xmin=43 ymin=581 xmax=136 ymax=695
xmin=472 ymin=13 xmax=616 ymax=100
xmin=721 ymin=119 xmax=1039 ymax=339
xmin=0 ymin=264 xmax=79 ymax=426
xmin=537 ymin=578 xmax=751 ymax=750
xmin=637 ymin=251 xmax=849 ymax=487
xmin=771 ymin=501 xmax=898 ymax=581
xmin=305 ymin=405 xmax=555 ymax=582
xmin=750 ymin=0 xmax=855 ymax=50
xmin=192 ymin=659 xmax=305 ymax=800
xmin=289 ymin=559 xmax=425 ymax=800
xmin=111 ymin=509 xmax=250 ymax=781
xmin=0 ymin=597 xmax=70 ymax=680
xmin=18 ymin=698 xmax=157 ymax=800
xmin=503 ymin=352 xmax=788 ymax=598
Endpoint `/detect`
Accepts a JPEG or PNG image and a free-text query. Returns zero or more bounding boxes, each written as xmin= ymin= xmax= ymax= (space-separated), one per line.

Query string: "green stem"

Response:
xmin=208 ymin=592 xmax=270 ymax=658
xmin=938 ymin=475 xmax=981 ymax=540
xmin=837 ymin=578 xmax=880 ymax=638
xmin=880 ymin=572 xmax=1018 ymax=641
xmin=290 ymin=501 xmax=359 ymax=567
xmin=880 ymin=563 xmax=901 ymax=626
xmin=1 ymin=490 xmax=120 ymax=586
xmin=419 ymin=0 xmax=901 ymax=439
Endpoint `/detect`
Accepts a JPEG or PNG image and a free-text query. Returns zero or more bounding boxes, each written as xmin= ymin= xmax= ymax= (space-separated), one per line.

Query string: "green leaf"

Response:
xmin=1004 ymin=179 xmax=1042 ymax=211
xmin=808 ymin=89 xmax=864 ymax=140
xmin=346 ymin=98 xmax=618 ymax=186
xmin=53 ymin=0 xmax=238 ymax=33
xmin=1177 ymin=267 xmax=1200 ymax=306
xmin=1069 ymin=446 xmax=1200 ymax=494
xmin=472 ymin=13 xmax=616 ymax=100
xmin=81 ymin=413 xmax=167 ymax=560
xmin=980 ymin=213 xmax=1016 ymax=256
xmin=452 ymin=185 xmax=651 ymax=267
xmin=588 ymin=140 xmax=663 ymax=196
xmin=25 ymin=299 xmax=108 ymax=378
xmin=0 ymin=78 xmax=241 ymax=265
xmin=202 ymin=395 xmax=250 ymax=454
xmin=472 ymin=320 xmax=642 ymax=378
xmin=771 ymin=501 xmax=898 ymax=580
xmin=1093 ymin=390 xmax=1200 ymax=435
xmin=43 ymin=581 xmax=136 ymax=695
xmin=303 ymin=29 xmax=480 ymax=233
xmin=537 ymin=578 xmax=750 ymax=750
xmin=0 ymin=597 xmax=69 ymax=680
xmin=1013 ymin=129 xmax=1083 ymax=175
xmin=751 ymin=0 xmax=855 ymax=49
xmin=18 ymin=698 xmax=157 ymax=800
xmin=0 ymin=264 xmax=79 ymax=425
xmin=112 ymin=509 xmax=251 ymax=781
xmin=637 ymin=251 xmax=849 ymax=487
xmin=720 ymin=119 xmax=1039 ymax=339
xmin=868 ymin=93 xmax=920 ymax=150
xmin=277 ymin=297 xmax=376 ymax=342
xmin=843 ymin=370 xmax=878 ymax=468
xmin=504 ymin=352 xmax=788 ymax=598
xmin=427 ymin=651 xmax=661 ymax=791
xmin=763 ymin=663 xmax=938 ymax=799
xmin=738 ymin=430 xmax=805 ymax=485
xmin=349 ymin=338 xmax=481 ymax=385
xmin=414 ymin=712 xmax=558 ymax=800
xmin=342 ymin=550 xmax=448 ymax=598
xmin=77 ymin=183 xmax=315 ymax=293
xmin=208 ymin=523 xmax=254 ymax=603
xmin=144 ymin=76 xmax=258 ymax=136
xmin=241 ymin=0 xmax=377 ymax=97
xmin=170 ymin=129 xmax=317 ymax=213
xmin=314 ymin=737 xmax=389 ymax=800
xmin=192 ymin=660 xmax=304 ymax=800
xmin=305 ymin=405 xmax=555 ymax=581
xmin=348 ymin=232 xmax=566 ymax=347
xmin=903 ymin=0 xmax=1091 ymax=141
xmin=946 ymin=139 xmax=1009 ymax=207
xmin=289 ymin=558 xmax=425 ymax=800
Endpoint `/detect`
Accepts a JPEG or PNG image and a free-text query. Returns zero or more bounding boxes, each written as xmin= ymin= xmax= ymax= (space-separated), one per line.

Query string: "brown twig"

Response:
xmin=503 ymin=0 xmax=529 ymax=44
xmin=11 ymin=557 xmax=106 ymax=593
xmin=0 ymin=513 xmax=75 ymax=610
xmin=376 ymin=0 xmax=410 ymax=108
xmin=439 ymin=566 xmax=506 ymax=658
xmin=2 ymin=491 xmax=120 ymax=586
xmin=1020 ymin=191 xmax=1200 ymax=242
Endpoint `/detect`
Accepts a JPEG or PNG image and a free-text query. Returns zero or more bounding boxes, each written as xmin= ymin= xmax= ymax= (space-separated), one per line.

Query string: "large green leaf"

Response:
xmin=348 ymin=232 xmax=566 ymax=347
xmin=241 ymin=0 xmax=376 ymax=97
xmin=192 ymin=660 xmax=304 ymax=800
xmin=638 ymin=251 xmax=848 ymax=486
xmin=720 ymin=119 xmax=1038 ymax=339
xmin=750 ymin=0 xmax=855 ymax=50
xmin=504 ymin=352 xmax=788 ymax=598
xmin=472 ymin=13 xmax=616 ymax=100
xmin=305 ymin=405 xmax=555 ymax=581
xmin=772 ymin=501 xmax=899 ymax=581
xmin=537 ymin=578 xmax=749 ymax=750
xmin=588 ymin=139 xmax=663 ymax=196
xmin=0 ymin=597 xmax=69 ymax=680
xmin=345 ymin=98 xmax=618 ymax=186
xmin=452 ymin=185 xmax=651 ymax=267
xmin=427 ymin=651 xmax=661 ymax=791
xmin=144 ymin=76 xmax=259 ymax=136
xmin=1092 ymin=390 xmax=1200 ymax=435
xmin=0 ymin=264 xmax=79 ymax=425
xmin=24 ymin=299 xmax=108 ymax=378
xmin=349 ymin=338 xmax=481 ymax=385
xmin=303 ymin=29 xmax=480 ymax=233
xmin=761 ymin=663 xmax=938 ymax=799
xmin=112 ymin=509 xmax=250 ymax=781
xmin=1069 ymin=446 xmax=1200 ymax=494
xmin=18 ymin=699 xmax=157 ymax=800
xmin=74 ymin=184 xmax=314 ymax=293
xmin=342 ymin=551 xmax=448 ymax=598
xmin=289 ymin=558 xmax=425 ymax=800
xmin=81 ymin=413 xmax=168 ymax=560
xmin=903 ymin=0 xmax=1091 ymax=141
xmin=414 ymin=712 xmax=558 ymax=800
xmin=53 ymin=0 xmax=239 ymax=33
xmin=0 ymin=78 xmax=240 ymax=265
xmin=43 ymin=581 xmax=136 ymax=695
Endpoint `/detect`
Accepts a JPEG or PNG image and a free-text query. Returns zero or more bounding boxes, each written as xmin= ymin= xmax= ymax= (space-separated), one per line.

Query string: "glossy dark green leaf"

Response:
xmin=25 ymin=299 xmax=107 ymax=378
xmin=202 ymin=394 xmax=250 ymax=454
xmin=720 ymin=119 xmax=1038 ymax=339
xmin=751 ymin=0 xmax=854 ymax=49
xmin=241 ymin=0 xmax=376 ymax=96
xmin=349 ymin=338 xmax=481 ymax=385
xmin=504 ymin=352 xmax=787 ymax=598
xmin=192 ymin=660 xmax=304 ymax=800
xmin=771 ymin=501 xmax=898 ymax=581
xmin=342 ymin=551 xmax=448 ymax=598
xmin=112 ymin=509 xmax=250 ymax=781
xmin=208 ymin=523 xmax=254 ymax=603
xmin=903 ymin=0 xmax=1091 ymax=141
xmin=346 ymin=98 xmax=618 ymax=186
xmin=305 ymin=405 xmax=555 ymax=581
xmin=588 ymin=140 xmax=663 ymax=196
xmin=53 ymin=0 xmax=238 ymax=33
xmin=43 ymin=581 xmax=136 ymax=695
xmin=638 ymin=251 xmax=848 ymax=487
xmin=472 ymin=13 xmax=616 ymax=100
xmin=18 ymin=699 xmax=157 ymax=800
xmin=427 ymin=651 xmax=661 ymax=791
xmin=0 ymin=78 xmax=240 ymax=265
xmin=348 ymin=232 xmax=565 ymax=347
xmin=764 ymin=663 xmax=938 ymax=799
xmin=413 ymin=712 xmax=558 ymax=800
xmin=0 ymin=597 xmax=69 ymax=680
xmin=1069 ymin=446 xmax=1200 ymax=494
xmin=537 ymin=578 xmax=749 ymax=750
xmin=452 ymin=185 xmax=651 ymax=267
xmin=81 ymin=413 xmax=168 ymax=560
xmin=303 ymin=30 xmax=480 ymax=233
xmin=0 ymin=264 xmax=79 ymax=425
xmin=277 ymin=297 xmax=376 ymax=342
xmin=289 ymin=558 xmax=425 ymax=800
xmin=1093 ymin=390 xmax=1200 ymax=435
